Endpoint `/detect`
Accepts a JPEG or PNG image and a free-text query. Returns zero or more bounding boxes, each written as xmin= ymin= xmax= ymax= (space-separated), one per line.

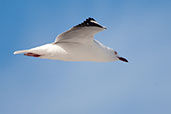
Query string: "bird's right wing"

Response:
xmin=54 ymin=18 xmax=106 ymax=44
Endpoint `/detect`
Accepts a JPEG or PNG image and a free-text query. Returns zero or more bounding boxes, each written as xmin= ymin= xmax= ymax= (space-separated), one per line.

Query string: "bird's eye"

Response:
xmin=114 ymin=51 xmax=118 ymax=55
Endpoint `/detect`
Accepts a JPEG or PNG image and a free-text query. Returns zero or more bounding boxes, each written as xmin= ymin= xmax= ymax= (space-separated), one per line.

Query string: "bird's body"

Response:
xmin=14 ymin=18 xmax=128 ymax=63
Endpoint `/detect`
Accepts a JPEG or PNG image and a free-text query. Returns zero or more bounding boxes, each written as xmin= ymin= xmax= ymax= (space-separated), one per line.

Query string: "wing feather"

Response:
xmin=54 ymin=18 xmax=106 ymax=44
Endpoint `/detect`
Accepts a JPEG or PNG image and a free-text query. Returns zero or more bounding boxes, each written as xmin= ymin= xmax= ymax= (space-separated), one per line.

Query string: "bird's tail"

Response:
xmin=13 ymin=49 xmax=42 ymax=57
xmin=13 ymin=50 xmax=29 ymax=55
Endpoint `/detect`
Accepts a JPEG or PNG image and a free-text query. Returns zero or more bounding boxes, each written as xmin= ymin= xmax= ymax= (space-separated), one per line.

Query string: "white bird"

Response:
xmin=14 ymin=18 xmax=128 ymax=62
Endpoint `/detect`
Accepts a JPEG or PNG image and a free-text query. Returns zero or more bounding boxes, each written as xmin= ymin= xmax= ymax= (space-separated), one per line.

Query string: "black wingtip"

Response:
xmin=74 ymin=17 xmax=104 ymax=28
xmin=118 ymin=57 xmax=128 ymax=63
xmin=87 ymin=17 xmax=96 ymax=21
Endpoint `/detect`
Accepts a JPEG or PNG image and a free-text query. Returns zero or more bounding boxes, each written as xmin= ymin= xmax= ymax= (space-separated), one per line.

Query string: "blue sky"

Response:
xmin=0 ymin=0 xmax=171 ymax=114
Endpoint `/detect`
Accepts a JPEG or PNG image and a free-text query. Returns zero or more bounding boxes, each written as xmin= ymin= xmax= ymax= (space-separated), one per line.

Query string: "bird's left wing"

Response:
xmin=54 ymin=18 xmax=106 ymax=44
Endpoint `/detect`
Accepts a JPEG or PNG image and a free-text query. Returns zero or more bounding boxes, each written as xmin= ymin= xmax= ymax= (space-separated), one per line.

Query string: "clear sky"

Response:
xmin=0 ymin=0 xmax=171 ymax=114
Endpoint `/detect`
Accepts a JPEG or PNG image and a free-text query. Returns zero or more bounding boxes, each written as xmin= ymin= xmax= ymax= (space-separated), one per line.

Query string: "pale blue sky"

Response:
xmin=0 ymin=0 xmax=171 ymax=114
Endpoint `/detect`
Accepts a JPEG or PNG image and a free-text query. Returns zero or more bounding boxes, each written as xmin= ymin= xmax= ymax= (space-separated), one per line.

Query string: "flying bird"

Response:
xmin=14 ymin=18 xmax=128 ymax=62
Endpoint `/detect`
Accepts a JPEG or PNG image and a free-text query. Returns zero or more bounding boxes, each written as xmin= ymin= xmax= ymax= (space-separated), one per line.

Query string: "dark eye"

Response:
xmin=114 ymin=51 xmax=118 ymax=55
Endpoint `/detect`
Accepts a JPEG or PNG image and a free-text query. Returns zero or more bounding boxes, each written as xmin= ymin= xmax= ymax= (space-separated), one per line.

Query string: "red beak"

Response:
xmin=118 ymin=57 xmax=128 ymax=62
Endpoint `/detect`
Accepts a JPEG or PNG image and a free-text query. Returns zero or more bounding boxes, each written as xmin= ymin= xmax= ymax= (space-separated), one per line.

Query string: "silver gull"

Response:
xmin=14 ymin=18 xmax=128 ymax=62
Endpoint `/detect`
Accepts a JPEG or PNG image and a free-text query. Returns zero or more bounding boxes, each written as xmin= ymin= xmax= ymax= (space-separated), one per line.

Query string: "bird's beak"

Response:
xmin=118 ymin=57 xmax=128 ymax=62
xmin=103 ymin=26 xmax=107 ymax=29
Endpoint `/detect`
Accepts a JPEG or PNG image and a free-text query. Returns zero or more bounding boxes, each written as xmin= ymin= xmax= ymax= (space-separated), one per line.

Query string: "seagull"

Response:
xmin=14 ymin=18 xmax=128 ymax=62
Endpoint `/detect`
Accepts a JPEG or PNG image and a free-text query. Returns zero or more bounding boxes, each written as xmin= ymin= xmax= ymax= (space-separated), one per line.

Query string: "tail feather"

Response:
xmin=13 ymin=50 xmax=29 ymax=55
xmin=14 ymin=49 xmax=42 ymax=57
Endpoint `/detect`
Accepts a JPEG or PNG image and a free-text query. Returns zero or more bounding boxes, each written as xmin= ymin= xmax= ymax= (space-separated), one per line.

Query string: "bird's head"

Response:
xmin=114 ymin=51 xmax=128 ymax=63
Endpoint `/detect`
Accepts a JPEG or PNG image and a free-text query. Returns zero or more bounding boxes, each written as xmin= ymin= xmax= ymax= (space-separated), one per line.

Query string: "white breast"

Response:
xmin=38 ymin=40 xmax=115 ymax=62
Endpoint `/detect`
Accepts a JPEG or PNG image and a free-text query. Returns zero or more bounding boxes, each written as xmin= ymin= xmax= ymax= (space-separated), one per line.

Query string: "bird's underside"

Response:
xmin=14 ymin=17 xmax=128 ymax=63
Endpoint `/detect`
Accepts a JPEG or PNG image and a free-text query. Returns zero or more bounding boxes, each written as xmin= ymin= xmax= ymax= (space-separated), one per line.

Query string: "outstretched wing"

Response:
xmin=54 ymin=18 xmax=106 ymax=44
